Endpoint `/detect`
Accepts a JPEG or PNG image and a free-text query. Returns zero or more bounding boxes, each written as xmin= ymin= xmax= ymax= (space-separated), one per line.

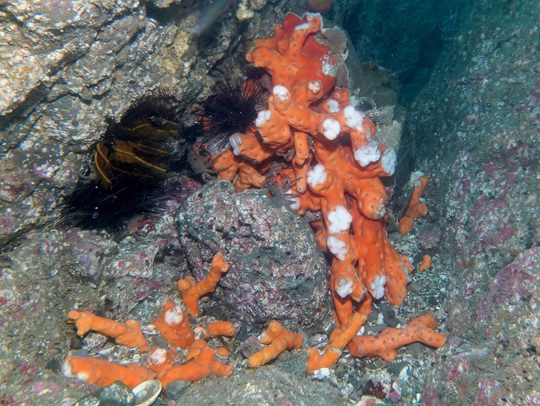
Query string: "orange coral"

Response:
xmin=399 ymin=174 xmax=429 ymax=234
xmin=65 ymin=251 xmax=236 ymax=389
xmin=67 ymin=310 xmax=149 ymax=350
xmin=418 ymin=254 xmax=432 ymax=271
xmin=248 ymin=320 xmax=303 ymax=368
xmin=208 ymin=12 xmax=413 ymax=331
xmin=178 ymin=252 xmax=229 ymax=317
xmin=206 ymin=321 xmax=237 ymax=338
xmin=348 ymin=312 xmax=446 ymax=361
xmin=216 ymin=347 xmax=230 ymax=357
xmin=246 ymin=13 xmax=336 ymax=96
xmin=152 ymin=299 xmax=195 ymax=349
xmin=307 ymin=312 xmax=367 ymax=372
xmin=147 ymin=342 xmax=232 ymax=388
xmin=63 ymin=356 xmax=155 ymax=389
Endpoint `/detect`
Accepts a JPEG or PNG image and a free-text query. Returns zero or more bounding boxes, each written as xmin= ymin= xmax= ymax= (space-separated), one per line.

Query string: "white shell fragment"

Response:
xmin=132 ymin=379 xmax=162 ymax=406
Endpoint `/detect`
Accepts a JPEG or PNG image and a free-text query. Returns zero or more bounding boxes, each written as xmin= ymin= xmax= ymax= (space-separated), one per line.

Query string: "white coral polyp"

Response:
xmin=307 ymin=164 xmax=327 ymax=187
xmin=255 ymin=110 xmax=272 ymax=127
xmin=322 ymin=56 xmax=337 ymax=77
xmin=354 ymin=140 xmax=381 ymax=167
xmin=312 ymin=367 xmax=331 ymax=380
xmin=334 ymin=275 xmax=354 ymax=298
xmin=370 ymin=275 xmax=387 ymax=299
xmin=164 ymin=305 xmax=184 ymax=325
xmin=322 ymin=118 xmax=341 ymax=140
xmin=286 ymin=190 xmax=300 ymax=211
xmin=344 ymin=105 xmax=364 ymax=129
xmin=61 ymin=360 xmax=74 ymax=377
xmin=148 ymin=348 xmax=167 ymax=365
xmin=304 ymin=12 xmax=321 ymax=22
xmin=294 ymin=22 xmax=310 ymax=31
xmin=410 ymin=170 xmax=426 ymax=187
xmin=327 ymin=236 xmax=347 ymax=261
xmin=373 ymin=201 xmax=386 ymax=219
xmin=326 ymin=99 xmax=340 ymax=113
xmin=273 ymin=85 xmax=290 ymax=101
xmin=229 ymin=133 xmax=243 ymax=156
xmin=308 ymin=80 xmax=322 ymax=94
xmin=381 ymin=147 xmax=397 ymax=176
xmin=327 ymin=205 xmax=352 ymax=234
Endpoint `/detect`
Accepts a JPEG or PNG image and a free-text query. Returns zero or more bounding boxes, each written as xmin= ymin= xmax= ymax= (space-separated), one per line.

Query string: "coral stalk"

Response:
xmin=348 ymin=312 xmax=446 ymax=362
xmin=248 ymin=320 xmax=303 ymax=368
xmin=178 ymin=252 xmax=229 ymax=317
xmin=67 ymin=310 xmax=149 ymax=350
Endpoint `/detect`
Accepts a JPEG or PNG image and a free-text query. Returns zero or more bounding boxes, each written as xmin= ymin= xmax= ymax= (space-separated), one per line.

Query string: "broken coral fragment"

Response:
xmin=248 ymin=320 xmax=303 ymax=368
xmin=67 ymin=310 xmax=149 ymax=350
xmin=147 ymin=342 xmax=232 ymax=388
xmin=63 ymin=356 xmax=155 ymax=389
xmin=399 ymin=173 xmax=429 ymax=234
xmin=307 ymin=312 xmax=367 ymax=372
xmin=348 ymin=312 xmax=446 ymax=362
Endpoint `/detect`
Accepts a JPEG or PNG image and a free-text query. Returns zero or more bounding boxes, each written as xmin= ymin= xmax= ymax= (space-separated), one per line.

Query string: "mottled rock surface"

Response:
xmin=178 ymin=180 xmax=333 ymax=332
xmin=400 ymin=0 xmax=540 ymax=404
xmin=0 ymin=192 xmax=186 ymax=405
xmin=174 ymin=367 xmax=349 ymax=406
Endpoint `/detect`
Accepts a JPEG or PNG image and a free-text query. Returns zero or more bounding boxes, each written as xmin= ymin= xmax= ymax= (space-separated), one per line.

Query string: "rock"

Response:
xmin=164 ymin=379 xmax=190 ymax=401
xmin=176 ymin=367 xmax=348 ymax=406
xmin=74 ymin=381 xmax=136 ymax=406
xmin=177 ymin=180 xmax=333 ymax=332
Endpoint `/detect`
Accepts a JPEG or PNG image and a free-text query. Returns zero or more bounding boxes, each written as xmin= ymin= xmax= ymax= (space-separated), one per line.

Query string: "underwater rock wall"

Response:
xmin=402 ymin=0 xmax=540 ymax=403
xmin=0 ymin=0 xmax=298 ymax=247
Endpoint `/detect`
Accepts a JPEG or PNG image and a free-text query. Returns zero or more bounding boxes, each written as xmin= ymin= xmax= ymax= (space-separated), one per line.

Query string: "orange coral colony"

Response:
xmin=209 ymin=11 xmax=444 ymax=367
xmin=63 ymin=12 xmax=445 ymax=391
xmin=211 ymin=12 xmax=412 ymax=328
xmin=64 ymin=253 xmax=235 ymax=389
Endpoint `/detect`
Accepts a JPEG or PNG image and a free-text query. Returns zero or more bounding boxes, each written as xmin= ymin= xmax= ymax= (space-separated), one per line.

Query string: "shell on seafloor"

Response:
xmin=133 ymin=379 xmax=162 ymax=406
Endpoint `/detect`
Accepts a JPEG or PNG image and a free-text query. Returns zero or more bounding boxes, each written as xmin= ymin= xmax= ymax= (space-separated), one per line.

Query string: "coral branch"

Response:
xmin=62 ymin=356 xmax=155 ymax=389
xmin=248 ymin=320 xmax=303 ymax=368
xmin=418 ymin=254 xmax=432 ymax=271
xmin=178 ymin=252 xmax=229 ymax=317
xmin=348 ymin=312 xmax=446 ymax=362
xmin=147 ymin=343 xmax=232 ymax=388
xmin=67 ymin=310 xmax=149 ymax=350
xmin=399 ymin=174 xmax=429 ymax=234
xmin=307 ymin=312 xmax=367 ymax=372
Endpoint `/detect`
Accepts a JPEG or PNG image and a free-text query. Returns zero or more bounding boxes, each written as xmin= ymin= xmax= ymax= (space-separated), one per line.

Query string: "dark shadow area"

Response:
xmin=342 ymin=0 xmax=463 ymax=102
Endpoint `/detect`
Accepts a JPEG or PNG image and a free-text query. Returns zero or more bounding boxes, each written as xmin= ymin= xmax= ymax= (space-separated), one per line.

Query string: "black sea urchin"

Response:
xmin=200 ymin=69 xmax=268 ymax=152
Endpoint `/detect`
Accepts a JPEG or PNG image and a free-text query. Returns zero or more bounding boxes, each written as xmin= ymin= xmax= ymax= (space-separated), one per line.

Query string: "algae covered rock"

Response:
xmin=177 ymin=180 xmax=333 ymax=332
